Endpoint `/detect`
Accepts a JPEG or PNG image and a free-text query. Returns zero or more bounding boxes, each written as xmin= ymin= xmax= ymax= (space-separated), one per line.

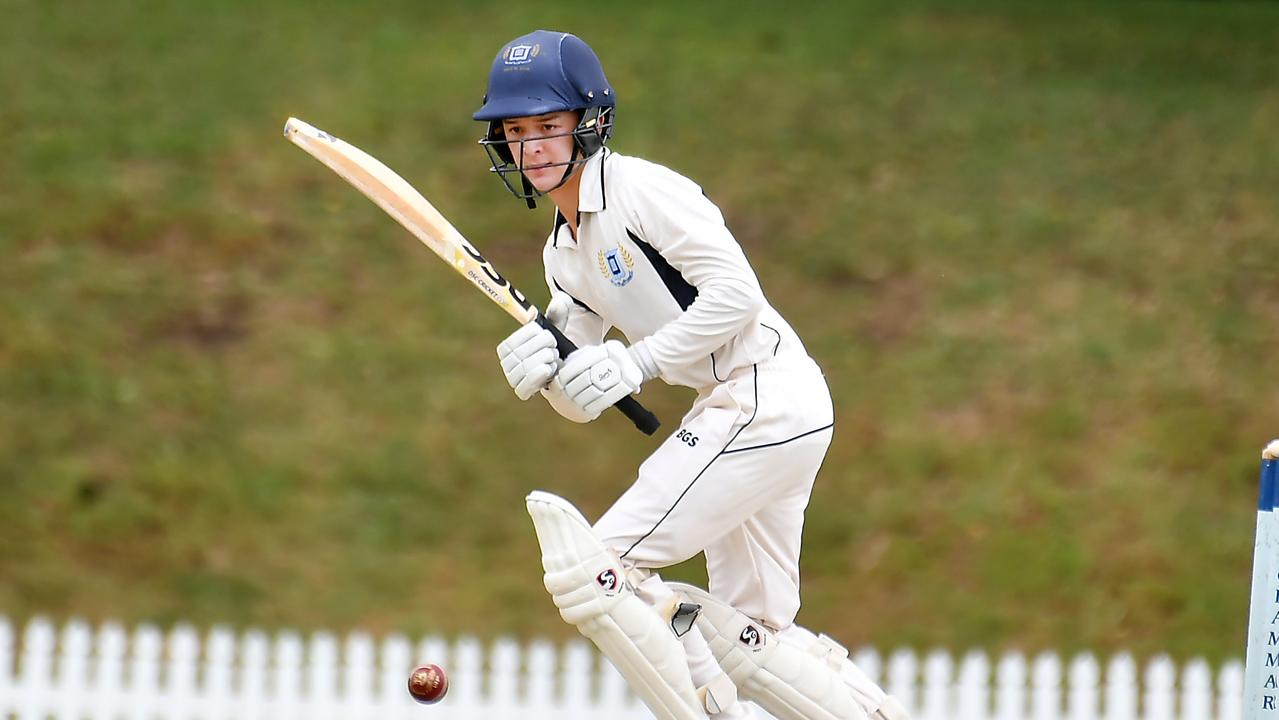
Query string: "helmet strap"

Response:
xmin=522 ymin=176 xmax=537 ymax=209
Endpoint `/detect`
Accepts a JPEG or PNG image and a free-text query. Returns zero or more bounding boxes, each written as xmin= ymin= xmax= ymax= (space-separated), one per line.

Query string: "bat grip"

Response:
xmin=537 ymin=315 xmax=662 ymax=436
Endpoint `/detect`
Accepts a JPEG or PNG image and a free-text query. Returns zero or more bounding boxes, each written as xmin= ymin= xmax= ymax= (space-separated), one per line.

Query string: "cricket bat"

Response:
xmin=283 ymin=117 xmax=660 ymax=435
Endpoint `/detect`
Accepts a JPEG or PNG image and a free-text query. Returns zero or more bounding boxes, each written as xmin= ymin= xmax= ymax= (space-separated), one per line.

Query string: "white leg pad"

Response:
xmin=669 ymin=583 xmax=909 ymax=720
xmin=526 ymin=492 xmax=707 ymax=720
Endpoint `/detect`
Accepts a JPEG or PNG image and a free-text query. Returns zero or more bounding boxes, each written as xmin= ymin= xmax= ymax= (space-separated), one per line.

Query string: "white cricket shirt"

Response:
xmin=543 ymin=149 xmax=817 ymax=392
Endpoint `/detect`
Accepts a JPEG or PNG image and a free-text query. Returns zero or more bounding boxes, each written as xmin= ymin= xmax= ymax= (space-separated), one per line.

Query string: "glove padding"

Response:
xmin=551 ymin=340 xmax=644 ymax=420
xmin=497 ymin=322 xmax=559 ymax=400
xmin=496 ymin=294 xmax=573 ymax=401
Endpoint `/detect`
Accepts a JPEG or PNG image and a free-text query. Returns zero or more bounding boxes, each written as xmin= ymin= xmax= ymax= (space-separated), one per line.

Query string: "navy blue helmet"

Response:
xmin=475 ymin=30 xmax=615 ymax=207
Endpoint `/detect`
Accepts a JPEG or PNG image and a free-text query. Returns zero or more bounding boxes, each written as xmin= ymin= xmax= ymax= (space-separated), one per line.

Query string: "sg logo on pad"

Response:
xmin=596 ymin=569 xmax=620 ymax=596
xmin=739 ymin=625 xmax=766 ymax=651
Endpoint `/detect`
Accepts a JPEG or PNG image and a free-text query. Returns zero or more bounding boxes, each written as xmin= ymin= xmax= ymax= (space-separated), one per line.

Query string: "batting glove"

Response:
xmin=497 ymin=322 xmax=559 ymax=401
xmin=552 ymin=340 xmax=646 ymax=420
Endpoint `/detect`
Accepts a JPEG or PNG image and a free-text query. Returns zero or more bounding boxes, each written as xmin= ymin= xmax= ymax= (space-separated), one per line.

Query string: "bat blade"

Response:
xmin=282 ymin=117 xmax=660 ymax=435
xmin=283 ymin=116 xmax=536 ymax=325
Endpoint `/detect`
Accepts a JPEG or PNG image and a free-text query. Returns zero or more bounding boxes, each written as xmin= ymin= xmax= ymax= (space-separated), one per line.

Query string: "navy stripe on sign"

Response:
xmin=626 ymin=228 xmax=698 ymax=310
xmin=1263 ymin=458 xmax=1278 ymax=512
xmin=621 ymin=365 xmax=759 ymax=560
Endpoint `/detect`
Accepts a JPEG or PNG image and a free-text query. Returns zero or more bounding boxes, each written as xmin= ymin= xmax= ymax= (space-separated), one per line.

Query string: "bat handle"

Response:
xmin=537 ymin=315 xmax=662 ymax=436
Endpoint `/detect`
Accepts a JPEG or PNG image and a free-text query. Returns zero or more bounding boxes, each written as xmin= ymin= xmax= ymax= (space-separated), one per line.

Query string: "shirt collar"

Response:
xmin=551 ymin=149 xmax=609 ymax=248
xmin=577 ymin=148 xmax=609 ymax=214
xmin=552 ymin=210 xmax=575 ymax=248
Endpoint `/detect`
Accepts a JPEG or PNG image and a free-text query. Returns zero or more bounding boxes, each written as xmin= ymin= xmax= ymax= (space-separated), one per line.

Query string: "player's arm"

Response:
xmin=623 ymin=169 xmax=766 ymax=377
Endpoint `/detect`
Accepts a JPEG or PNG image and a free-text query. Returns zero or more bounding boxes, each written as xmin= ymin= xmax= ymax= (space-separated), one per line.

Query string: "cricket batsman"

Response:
xmin=479 ymin=29 xmax=909 ymax=720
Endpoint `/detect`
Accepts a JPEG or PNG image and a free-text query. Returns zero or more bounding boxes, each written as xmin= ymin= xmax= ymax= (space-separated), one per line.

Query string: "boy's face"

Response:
xmin=500 ymin=111 xmax=580 ymax=192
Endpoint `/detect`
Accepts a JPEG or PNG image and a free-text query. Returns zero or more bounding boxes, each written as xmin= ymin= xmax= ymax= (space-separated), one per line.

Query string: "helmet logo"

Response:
xmin=503 ymin=43 xmax=541 ymax=66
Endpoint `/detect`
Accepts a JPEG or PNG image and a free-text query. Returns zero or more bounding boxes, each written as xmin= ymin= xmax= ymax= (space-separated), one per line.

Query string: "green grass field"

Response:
xmin=2 ymin=0 xmax=1277 ymax=663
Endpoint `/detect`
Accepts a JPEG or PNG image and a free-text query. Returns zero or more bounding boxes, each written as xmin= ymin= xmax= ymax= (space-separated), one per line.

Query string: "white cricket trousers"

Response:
xmin=593 ymin=359 xmax=834 ymax=631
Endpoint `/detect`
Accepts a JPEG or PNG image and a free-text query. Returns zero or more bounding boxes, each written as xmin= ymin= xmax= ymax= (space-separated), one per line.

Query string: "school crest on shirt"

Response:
xmin=597 ymin=245 xmax=635 ymax=287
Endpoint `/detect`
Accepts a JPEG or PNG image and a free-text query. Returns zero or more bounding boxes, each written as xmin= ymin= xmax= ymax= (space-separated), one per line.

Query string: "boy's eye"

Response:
xmin=542 ymin=124 xmax=558 ymax=132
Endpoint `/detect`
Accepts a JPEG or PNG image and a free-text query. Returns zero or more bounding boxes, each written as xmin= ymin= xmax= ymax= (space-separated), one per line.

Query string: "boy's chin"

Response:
xmin=526 ymin=177 xmax=560 ymax=193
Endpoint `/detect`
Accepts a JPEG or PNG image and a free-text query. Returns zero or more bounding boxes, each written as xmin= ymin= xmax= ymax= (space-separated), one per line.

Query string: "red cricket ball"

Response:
xmin=408 ymin=663 xmax=448 ymax=705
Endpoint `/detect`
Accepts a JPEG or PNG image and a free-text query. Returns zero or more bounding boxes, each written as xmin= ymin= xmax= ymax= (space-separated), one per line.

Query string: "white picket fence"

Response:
xmin=0 ymin=616 xmax=1244 ymax=720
